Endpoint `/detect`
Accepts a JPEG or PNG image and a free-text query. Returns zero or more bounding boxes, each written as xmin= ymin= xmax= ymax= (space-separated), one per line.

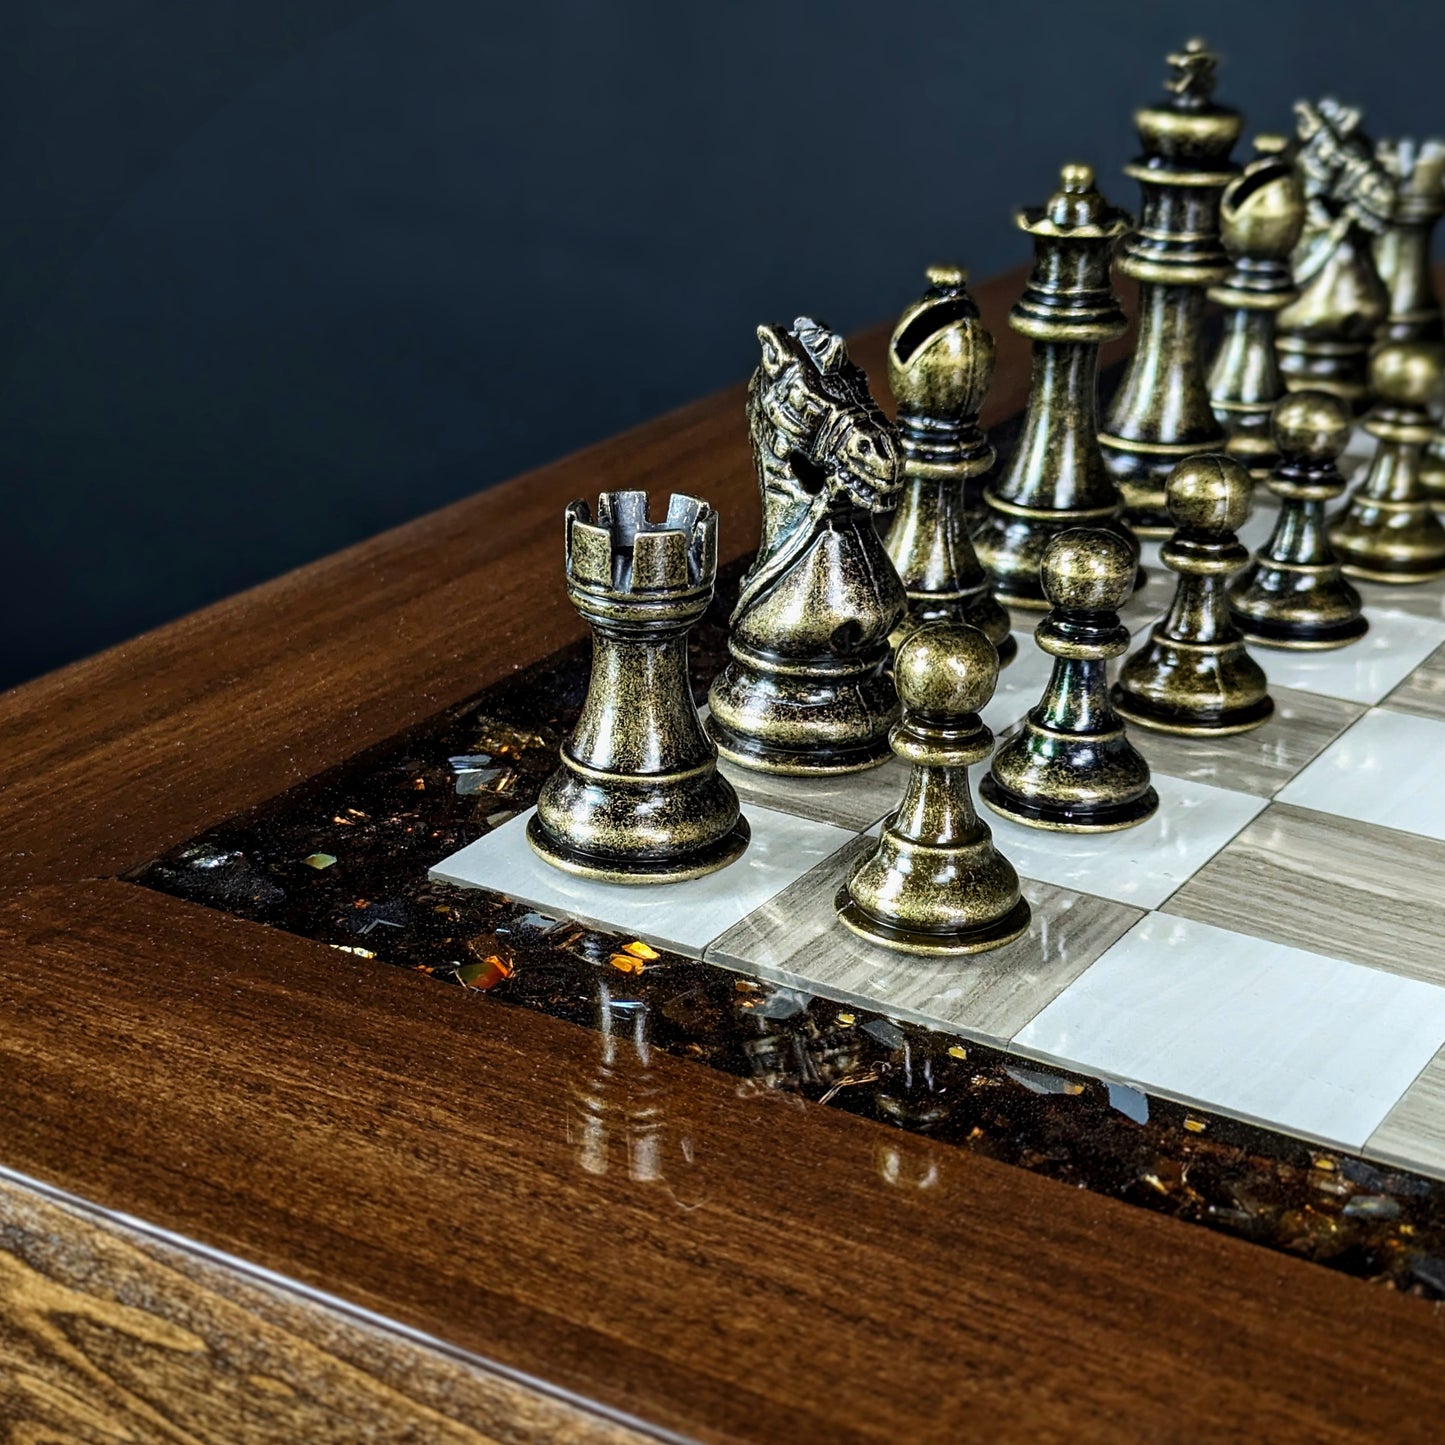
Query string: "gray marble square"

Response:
xmin=706 ymin=834 xmax=1144 ymax=1047
xmin=1164 ymin=801 xmax=1445 ymax=988
xmin=1125 ymin=685 xmax=1364 ymax=798
xmin=1365 ymin=1043 xmax=1445 ymax=1183
xmin=1382 ymin=641 xmax=1445 ymax=723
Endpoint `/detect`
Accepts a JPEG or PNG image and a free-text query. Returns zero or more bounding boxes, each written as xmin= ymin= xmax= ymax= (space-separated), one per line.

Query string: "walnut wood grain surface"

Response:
xmin=3 ymin=880 xmax=1445 ymax=1443
xmin=2 ymin=265 xmax=1445 ymax=1441
xmin=0 ymin=1173 xmax=650 ymax=1443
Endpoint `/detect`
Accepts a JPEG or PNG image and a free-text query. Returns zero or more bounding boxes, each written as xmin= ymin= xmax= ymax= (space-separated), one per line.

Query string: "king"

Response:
xmin=707 ymin=319 xmax=907 ymax=774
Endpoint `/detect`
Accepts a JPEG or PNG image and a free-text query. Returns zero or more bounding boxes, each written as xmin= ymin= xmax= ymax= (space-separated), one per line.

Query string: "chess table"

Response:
xmin=4 ymin=264 xmax=1445 ymax=1443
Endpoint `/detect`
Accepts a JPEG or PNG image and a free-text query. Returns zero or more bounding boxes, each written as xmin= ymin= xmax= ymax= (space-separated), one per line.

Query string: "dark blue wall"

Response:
xmin=5 ymin=0 xmax=1442 ymax=688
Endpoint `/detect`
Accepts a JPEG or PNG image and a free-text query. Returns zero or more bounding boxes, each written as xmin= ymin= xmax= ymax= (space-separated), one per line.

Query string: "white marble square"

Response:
xmin=982 ymin=771 xmax=1265 ymax=910
xmin=429 ymin=805 xmax=855 ymax=957
xmin=1278 ymin=708 xmax=1445 ymax=843
xmin=1012 ymin=912 xmax=1445 ymax=1148
xmin=1252 ymin=607 xmax=1445 ymax=705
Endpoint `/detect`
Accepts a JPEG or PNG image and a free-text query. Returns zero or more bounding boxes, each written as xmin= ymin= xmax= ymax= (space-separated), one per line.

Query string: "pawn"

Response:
xmin=1229 ymin=392 xmax=1368 ymax=649
xmin=883 ymin=266 xmax=1014 ymax=664
xmin=981 ymin=531 xmax=1158 ymax=832
xmin=836 ymin=623 xmax=1030 ymax=955
xmin=1113 ymin=456 xmax=1273 ymax=734
xmin=1329 ymin=342 xmax=1445 ymax=583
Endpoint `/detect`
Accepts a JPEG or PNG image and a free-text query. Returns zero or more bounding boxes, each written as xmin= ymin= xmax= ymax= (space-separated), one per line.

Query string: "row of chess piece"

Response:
xmin=521 ymin=38 xmax=1445 ymax=957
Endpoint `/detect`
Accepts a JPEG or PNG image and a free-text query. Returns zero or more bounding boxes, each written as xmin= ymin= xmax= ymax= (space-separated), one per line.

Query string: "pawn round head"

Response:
xmin=1272 ymin=390 xmax=1352 ymax=464
xmin=1165 ymin=454 xmax=1251 ymax=536
xmin=893 ymin=622 xmax=998 ymax=719
xmin=1369 ymin=341 xmax=1445 ymax=409
xmin=1040 ymin=529 xmax=1136 ymax=613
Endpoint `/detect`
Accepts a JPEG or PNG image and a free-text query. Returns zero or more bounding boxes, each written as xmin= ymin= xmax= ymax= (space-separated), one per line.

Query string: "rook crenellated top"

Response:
xmin=565 ymin=491 xmax=717 ymax=601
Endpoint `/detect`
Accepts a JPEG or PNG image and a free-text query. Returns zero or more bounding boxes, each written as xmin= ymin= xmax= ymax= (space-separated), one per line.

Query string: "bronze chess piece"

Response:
xmin=1207 ymin=135 xmax=1306 ymax=473
xmin=1229 ymin=392 xmax=1368 ymax=649
xmin=1330 ymin=341 xmax=1445 ymax=582
xmin=972 ymin=163 xmax=1138 ymax=609
xmin=981 ymin=530 xmax=1158 ymax=832
xmin=707 ymin=318 xmax=907 ymax=774
xmin=1113 ymin=455 xmax=1272 ymax=735
xmin=1099 ymin=38 xmax=1240 ymax=535
xmin=836 ymin=622 xmax=1030 ymax=955
xmin=1373 ymin=137 xmax=1445 ymax=343
xmin=883 ymin=266 xmax=1014 ymax=664
xmin=1277 ymin=98 xmax=1395 ymax=409
xmin=1426 ymin=429 xmax=1445 ymax=508
xmin=529 ymin=492 xmax=750 ymax=883
xmin=1374 ymin=138 xmax=1445 ymax=506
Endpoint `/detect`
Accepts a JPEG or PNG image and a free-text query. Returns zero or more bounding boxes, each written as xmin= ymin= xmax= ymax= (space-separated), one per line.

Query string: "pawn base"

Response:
xmin=978 ymin=774 xmax=1159 ymax=833
xmin=1233 ymin=611 xmax=1369 ymax=651
xmin=1337 ymin=557 xmax=1445 ymax=585
xmin=834 ymin=889 xmax=1032 ymax=956
xmin=1110 ymin=688 xmax=1274 ymax=737
xmin=526 ymin=814 xmax=751 ymax=885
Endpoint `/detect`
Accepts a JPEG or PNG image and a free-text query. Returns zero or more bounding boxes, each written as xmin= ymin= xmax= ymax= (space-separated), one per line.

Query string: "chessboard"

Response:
xmin=428 ymin=430 xmax=1445 ymax=1189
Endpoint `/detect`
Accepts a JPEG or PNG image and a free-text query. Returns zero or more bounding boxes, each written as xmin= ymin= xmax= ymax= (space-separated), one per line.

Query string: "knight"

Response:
xmin=1276 ymin=98 xmax=1396 ymax=409
xmin=707 ymin=319 xmax=908 ymax=774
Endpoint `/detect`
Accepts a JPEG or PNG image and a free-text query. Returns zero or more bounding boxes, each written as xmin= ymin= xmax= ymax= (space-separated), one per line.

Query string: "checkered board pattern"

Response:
xmin=432 ymin=430 xmax=1445 ymax=1185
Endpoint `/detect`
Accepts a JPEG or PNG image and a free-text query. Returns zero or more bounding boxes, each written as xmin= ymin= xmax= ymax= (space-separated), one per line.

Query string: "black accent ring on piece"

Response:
xmin=978 ymin=773 xmax=1160 ymax=832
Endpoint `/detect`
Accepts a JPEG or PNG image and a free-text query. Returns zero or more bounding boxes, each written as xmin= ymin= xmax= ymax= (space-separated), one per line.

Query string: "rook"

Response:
xmin=529 ymin=492 xmax=750 ymax=882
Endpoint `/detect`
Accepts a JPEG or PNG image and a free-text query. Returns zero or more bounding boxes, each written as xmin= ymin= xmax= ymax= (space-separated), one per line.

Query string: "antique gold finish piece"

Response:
xmin=1099 ymin=39 xmax=1240 ymax=535
xmin=707 ymin=319 xmax=907 ymax=774
xmin=1277 ymin=99 xmax=1395 ymax=409
xmin=1207 ymin=135 xmax=1306 ymax=473
xmin=1113 ymin=455 xmax=1272 ymax=735
xmin=836 ymin=623 xmax=1031 ymax=955
xmin=1375 ymin=139 xmax=1445 ymax=503
xmin=1373 ymin=138 xmax=1445 ymax=343
xmin=980 ymin=530 xmax=1158 ymax=832
xmin=883 ymin=267 xmax=1014 ymax=664
xmin=529 ymin=492 xmax=750 ymax=883
xmin=1426 ymin=429 xmax=1445 ymax=507
xmin=1229 ymin=392 xmax=1368 ymax=649
xmin=1330 ymin=342 xmax=1445 ymax=582
xmin=972 ymin=164 xmax=1138 ymax=610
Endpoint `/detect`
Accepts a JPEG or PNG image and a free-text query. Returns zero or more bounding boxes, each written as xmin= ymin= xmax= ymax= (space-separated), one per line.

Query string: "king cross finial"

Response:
xmin=1165 ymin=37 xmax=1217 ymax=105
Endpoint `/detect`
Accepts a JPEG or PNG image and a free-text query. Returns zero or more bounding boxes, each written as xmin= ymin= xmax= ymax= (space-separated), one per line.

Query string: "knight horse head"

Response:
xmin=707 ymin=316 xmax=907 ymax=774
xmin=751 ymin=318 xmax=900 ymax=518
